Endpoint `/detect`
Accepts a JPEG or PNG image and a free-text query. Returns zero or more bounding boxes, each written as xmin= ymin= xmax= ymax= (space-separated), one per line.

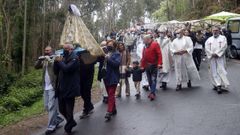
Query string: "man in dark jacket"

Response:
xmin=193 ymin=30 xmax=204 ymax=71
xmin=79 ymin=60 xmax=95 ymax=119
xmin=222 ymin=28 xmax=232 ymax=46
xmin=222 ymin=28 xmax=232 ymax=58
xmin=54 ymin=43 xmax=80 ymax=135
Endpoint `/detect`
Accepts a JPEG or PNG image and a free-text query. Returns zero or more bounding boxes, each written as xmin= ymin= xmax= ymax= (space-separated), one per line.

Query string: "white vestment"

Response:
xmin=170 ymin=36 xmax=200 ymax=85
xmin=136 ymin=38 xmax=145 ymax=59
xmin=156 ymin=36 xmax=172 ymax=83
xmin=142 ymin=72 xmax=149 ymax=86
xmin=136 ymin=37 xmax=149 ymax=86
xmin=205 ymin=35 xmax=229 ymax=87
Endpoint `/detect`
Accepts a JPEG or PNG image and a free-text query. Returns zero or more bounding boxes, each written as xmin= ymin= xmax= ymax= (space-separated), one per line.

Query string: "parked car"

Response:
xmin=227 ymin=17 xmax=240 ymax=58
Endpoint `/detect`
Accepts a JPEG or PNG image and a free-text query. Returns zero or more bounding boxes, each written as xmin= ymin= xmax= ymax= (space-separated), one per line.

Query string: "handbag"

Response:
xmin=126 ymin=50 xmax=131 ymax=78
xmin=126 ymin=68 xmax=131 ymax=78
xmin=101 ymin=53 xmax=110 ymax=79
xmin=101 ymin=60 xmax=107 ymax=79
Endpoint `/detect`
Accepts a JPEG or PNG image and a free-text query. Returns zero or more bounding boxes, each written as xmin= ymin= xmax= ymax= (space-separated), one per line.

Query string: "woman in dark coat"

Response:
xmin=103 ymin=40 xmax=121 ymax=121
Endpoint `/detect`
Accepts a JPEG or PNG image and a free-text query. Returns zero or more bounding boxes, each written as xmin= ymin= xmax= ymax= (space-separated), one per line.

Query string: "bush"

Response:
xmin=2 ymin=87 xmax=42 ymax=112
xmin=0 ymin=70 xmax=17 ymax=96
xmin=0 ymin=70 xmax=43 ymax=114
xmin=14 ymin=69 xmax=42 ymax=88
xmin=2 ymin=96 xmax=22 ymax=111
xmin=0 ymin=106 xmax=7 ymax=114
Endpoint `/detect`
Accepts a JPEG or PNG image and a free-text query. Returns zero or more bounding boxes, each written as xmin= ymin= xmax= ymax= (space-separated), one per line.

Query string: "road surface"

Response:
xmin=35 ymin=58 xmax=240 ymax=135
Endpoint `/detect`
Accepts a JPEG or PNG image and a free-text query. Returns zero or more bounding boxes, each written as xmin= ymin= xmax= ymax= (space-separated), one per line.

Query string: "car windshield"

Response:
xmin=228 ymin=20 xmax=240 ymax=33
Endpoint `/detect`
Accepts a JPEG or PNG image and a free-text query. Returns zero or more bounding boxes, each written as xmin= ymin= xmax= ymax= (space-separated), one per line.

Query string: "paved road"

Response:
xmin=35 ymin=59 xmax=240 ymax=135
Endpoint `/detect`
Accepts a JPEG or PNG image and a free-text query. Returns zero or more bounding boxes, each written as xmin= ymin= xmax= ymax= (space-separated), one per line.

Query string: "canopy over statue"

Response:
xmin=60 ymin=4 xmax=104 ymax=64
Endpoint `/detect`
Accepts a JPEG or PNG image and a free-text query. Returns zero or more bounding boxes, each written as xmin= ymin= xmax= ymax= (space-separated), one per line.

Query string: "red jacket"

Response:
xmin=141 ymin=41 xmax=162 ymax=68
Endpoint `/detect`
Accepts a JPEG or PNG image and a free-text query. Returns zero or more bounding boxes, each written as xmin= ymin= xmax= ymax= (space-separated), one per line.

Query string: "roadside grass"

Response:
xmin=0 ymin=66 xmax=99 ymax=127
xmin=0 ymin=98 xmax=44 ymax=127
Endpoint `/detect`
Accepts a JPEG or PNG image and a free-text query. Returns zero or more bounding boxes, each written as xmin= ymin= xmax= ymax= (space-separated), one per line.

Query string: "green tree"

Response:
xmin=152 ymin=1 xmax=168 ymax=21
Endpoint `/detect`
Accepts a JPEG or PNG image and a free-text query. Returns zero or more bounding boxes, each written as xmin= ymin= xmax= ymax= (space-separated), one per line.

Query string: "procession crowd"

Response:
xmin=35 ymin=24 xmax=232 ymax=135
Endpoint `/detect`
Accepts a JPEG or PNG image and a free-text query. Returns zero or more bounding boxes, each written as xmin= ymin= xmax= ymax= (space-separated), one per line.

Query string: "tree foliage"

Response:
xmin=152 ymin=0 xmax=240 ymax=21
xmin=0 ymin=0 xmax=163 ymax=75
xmin=152 ymin=1 xmax=168 ymax=22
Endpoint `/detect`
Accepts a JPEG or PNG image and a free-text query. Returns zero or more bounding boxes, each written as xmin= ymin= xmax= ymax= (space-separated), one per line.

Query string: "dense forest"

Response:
xmin=0 ymin=0 xmax=239 ymax=94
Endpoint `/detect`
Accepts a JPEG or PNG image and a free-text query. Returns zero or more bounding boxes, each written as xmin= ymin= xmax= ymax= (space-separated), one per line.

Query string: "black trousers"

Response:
xmin=80 ymin=64 xmax=94 ymax=113
xmin=193 ymin=49 xmax=202 ymax=71
xmin=58 ymin=97 xmax=76 ymax=132
xmin=127 ymin=45 xmax=133 ymax=52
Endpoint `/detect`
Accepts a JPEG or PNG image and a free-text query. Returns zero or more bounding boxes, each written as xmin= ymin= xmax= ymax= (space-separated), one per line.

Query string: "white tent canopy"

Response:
xmin=204 ymin=11 xmax=240 ymax=22
xmin=208 ymin=11 xmax=240 ymax=17
xmin=168 ymin=20 xmax=180 ymax=24
xmin=143 ymin=23 xmax=158 ymax=29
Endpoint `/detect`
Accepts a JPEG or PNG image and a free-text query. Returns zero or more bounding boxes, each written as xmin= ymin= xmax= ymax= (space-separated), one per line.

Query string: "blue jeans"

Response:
xmin=146 ymin=65 xmax=158 ymax=94
xmin=44 ymin=89 xmax=63 ymax=130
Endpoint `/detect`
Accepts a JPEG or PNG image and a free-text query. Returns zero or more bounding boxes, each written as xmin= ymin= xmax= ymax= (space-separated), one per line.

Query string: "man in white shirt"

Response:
xmin=170 ymin=29 xmax=200 ymax=91
xmin=124 ymin=32 xmax=135 ymax=52
xmin=156 ymin=28 xmax=172 ymax=90
xmin=205 ymin=26 xmax=230 ymax=94
xmin=35 ymin=46 xmax=63 ymax=135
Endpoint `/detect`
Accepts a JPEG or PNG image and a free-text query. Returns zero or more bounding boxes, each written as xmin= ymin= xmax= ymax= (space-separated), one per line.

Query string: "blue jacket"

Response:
xmin=104 ymin=51 xmax=121 ymax=86
xmin=54 ymin=53 xmax=81 ymax=98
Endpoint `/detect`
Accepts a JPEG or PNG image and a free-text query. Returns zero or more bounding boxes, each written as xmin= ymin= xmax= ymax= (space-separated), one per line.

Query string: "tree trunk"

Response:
xmin=1 ymin=0 xmax=12 ymax=71
xmin=42 ymin=0 xmax=46 ymax=55
xmin=0 ymin=25 xmax=3 ymax=50
xmin=192 ymin=0 xmax=195 ymax=8
xmin=167 ymin=0 xmax=170 ymax=20
xmin=22 ymin=0 xmax=27 ymax=75
xmin=0 ymin=1 xmax=3 ymax=51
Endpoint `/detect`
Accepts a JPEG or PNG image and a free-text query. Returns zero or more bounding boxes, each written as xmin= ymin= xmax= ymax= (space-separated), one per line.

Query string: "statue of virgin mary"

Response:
xmin=60 ymin=4 xmax=104 ymax=64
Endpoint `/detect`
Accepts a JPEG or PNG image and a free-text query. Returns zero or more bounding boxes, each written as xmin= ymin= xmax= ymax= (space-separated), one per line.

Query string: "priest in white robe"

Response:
xmin=136 ymin=35 xmax=149 ymax=90
xmin=205 ymin=26 xmax=230 ymax=94
xmin=136 ymin=35 xmax=145 ymax=60
xmin=156 ymin=28 xmax=172 ymax=90
xmin=170 ymin=29 xmax=200 ymax=91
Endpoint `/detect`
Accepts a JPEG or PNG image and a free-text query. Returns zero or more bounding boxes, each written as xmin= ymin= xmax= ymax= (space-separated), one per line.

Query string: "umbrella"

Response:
xmin=204 ymin=11 xmax=240 ymax=22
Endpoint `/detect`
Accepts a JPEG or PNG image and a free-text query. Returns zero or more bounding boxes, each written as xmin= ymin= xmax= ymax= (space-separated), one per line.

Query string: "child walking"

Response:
xmin=128 ymin=61 xmax=144 ymax=99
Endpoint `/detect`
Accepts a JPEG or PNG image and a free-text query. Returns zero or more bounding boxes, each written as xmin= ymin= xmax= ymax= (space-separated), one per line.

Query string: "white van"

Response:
xmin=227 ymin=17 xmax=240 ymax=58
